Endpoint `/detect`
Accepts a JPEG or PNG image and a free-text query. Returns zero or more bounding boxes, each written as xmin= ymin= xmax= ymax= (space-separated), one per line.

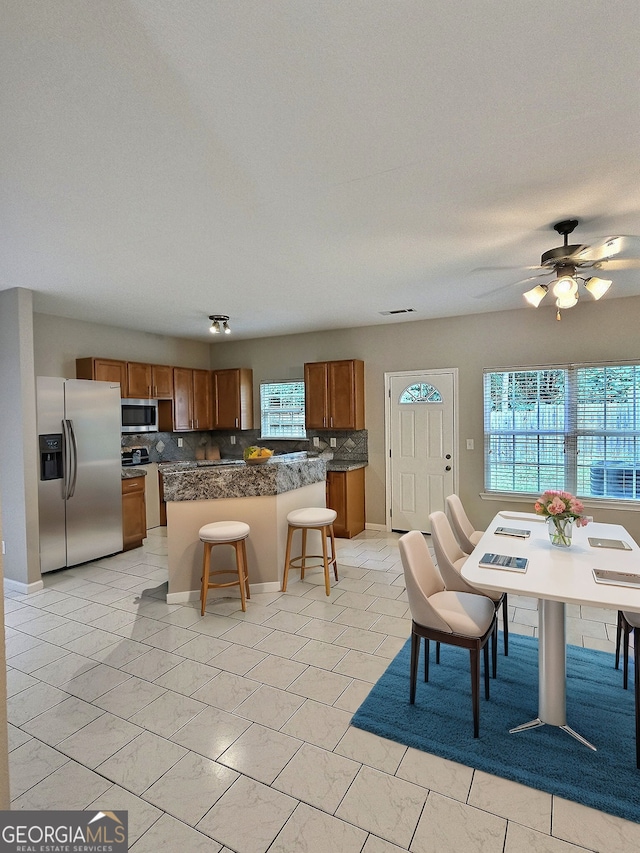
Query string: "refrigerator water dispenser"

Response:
xmin=39 ymin=433 xmax=63 ymax=481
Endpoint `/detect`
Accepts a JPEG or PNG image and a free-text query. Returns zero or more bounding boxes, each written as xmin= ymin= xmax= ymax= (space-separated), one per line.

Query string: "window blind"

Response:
xmin=483 ymin=362 xmax=640 ymax=500
xmin=260 ymin=381 xmax=306 ymax=438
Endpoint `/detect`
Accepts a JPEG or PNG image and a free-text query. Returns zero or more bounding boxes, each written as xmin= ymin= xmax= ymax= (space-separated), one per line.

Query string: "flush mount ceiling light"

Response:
xmin=477 ymin=219 xmax=640 ymax=321
xmin=209 ymin=314 xmax=231 ymax=335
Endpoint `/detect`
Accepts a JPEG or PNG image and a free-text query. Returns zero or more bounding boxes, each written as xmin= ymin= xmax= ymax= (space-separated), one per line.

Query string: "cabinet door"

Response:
xmin=327 ymin=471 xmax=347 ymax=536
xmin=327 ymin=468 xmax=365 ymax=539
xmin=213 ymin=369 xmax=241 ymax=428
xmin=151 ymin=364 xmax=174 ymax=399
xmin=192 ymin=369 xmax=212 ymax=430
xmin=173 ymin=367 xmax=193 ymax=431
xmin=126 ymin=362 xmax=152 ymax=398
xmin=328 ymin=360 xmax=364 ymax=429
xmin=78 ymin=358 xmax=127 ymax=391
xmin=122 ymin=477 xmax=146 ymax=551
xmin=304 ymin=362 xmax=329 ymax=428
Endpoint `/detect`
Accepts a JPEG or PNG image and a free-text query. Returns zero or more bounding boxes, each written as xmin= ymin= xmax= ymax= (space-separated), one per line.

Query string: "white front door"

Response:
xmin=386 ymin=369 xmax=457 ymax=533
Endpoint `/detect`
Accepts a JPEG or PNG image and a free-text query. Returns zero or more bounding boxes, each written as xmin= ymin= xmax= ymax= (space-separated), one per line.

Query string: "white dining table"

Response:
xmin=461 ymin=511 xmax=640 ymax=750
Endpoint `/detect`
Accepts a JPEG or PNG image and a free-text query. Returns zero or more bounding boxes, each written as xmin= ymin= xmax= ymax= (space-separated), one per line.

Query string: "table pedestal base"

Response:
xmin=508 ymin=599 xmax=596 ymax=751
xmin=509 ymin=717 xmax=596 ymax=750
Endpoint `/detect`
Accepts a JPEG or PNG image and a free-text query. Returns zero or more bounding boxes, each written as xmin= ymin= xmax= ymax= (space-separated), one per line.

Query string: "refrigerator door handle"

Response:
xmin=66 ymin=419 xmax=79 ymax=498
xmin=61 ymin=418 xmax=71 ymax=499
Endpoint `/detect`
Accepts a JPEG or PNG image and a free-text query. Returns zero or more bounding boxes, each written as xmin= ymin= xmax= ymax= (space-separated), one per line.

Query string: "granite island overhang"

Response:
xmin=161 ymin=456 xmax=327 ymax=603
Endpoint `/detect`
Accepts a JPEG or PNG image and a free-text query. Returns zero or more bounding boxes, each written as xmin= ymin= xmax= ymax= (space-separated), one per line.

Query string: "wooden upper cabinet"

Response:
xmin=172 ymin=367 xmax=193 ymax=431
xmin=127 ymin=362 xmax=173 ymax=399
xmin=126 ymin=362 xmax=152 ymax=398
xmin=304 ymin=362 xmax=329 ymax=429
xmin=212 ymin=369 xmax=253 ymax=430
xmin=151 ymin=364 xmax=174 ymax=399
xmin=192 ymin=369 xmax=213 ymax=430
xmin=167 ymin=367 xmax=212 ymax=432
xmin=76 ymin=357 xmax=127 ymax=392
xmin=304 ymin=359 xmax=365 ymax=430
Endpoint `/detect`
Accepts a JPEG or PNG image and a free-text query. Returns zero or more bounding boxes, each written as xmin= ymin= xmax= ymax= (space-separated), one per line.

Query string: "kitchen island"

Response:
xmin=161 ymin=455 xmax=327 ymax=603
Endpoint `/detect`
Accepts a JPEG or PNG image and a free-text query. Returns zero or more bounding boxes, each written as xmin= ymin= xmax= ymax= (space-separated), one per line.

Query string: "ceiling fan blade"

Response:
xmin=574 ymin=235 xmax=640 ymax=263
xmin=594 ymin=257 xmax=640 ymax=271
xmin=473 ymin=271 xmax=553 ymax=299
xmin=471 ymin=264 xmax=546 ymax=274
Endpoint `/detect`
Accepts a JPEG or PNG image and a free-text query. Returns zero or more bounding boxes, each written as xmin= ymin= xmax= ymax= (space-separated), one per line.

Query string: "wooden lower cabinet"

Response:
xmin=122 ymin=475 xmax=147 ymax=551
xmin=326 ymin=467 xmax=365 ymax=539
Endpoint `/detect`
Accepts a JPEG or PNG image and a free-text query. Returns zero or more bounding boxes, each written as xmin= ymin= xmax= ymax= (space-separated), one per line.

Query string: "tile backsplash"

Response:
xmin=122 ymin=430 xmax=367 ymax=464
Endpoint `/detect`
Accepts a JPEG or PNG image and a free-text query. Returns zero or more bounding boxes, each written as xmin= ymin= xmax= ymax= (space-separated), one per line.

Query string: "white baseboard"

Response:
xmin=4 ymin=577 xmax=45 ymax=596
xmin=166 ymin=580 xmax=282 ymax=605
xmin=365 ymin=522 xmax=387 ymax=531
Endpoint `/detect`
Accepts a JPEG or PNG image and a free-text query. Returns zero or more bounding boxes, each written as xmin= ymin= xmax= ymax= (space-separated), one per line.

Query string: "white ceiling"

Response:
xmin=2 ymin=0 xmax=640 ymax=341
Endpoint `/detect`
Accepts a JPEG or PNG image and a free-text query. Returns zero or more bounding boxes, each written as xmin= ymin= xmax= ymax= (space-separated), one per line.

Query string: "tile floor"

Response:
xmin=4 ymin=528 xmax=640 ymax=853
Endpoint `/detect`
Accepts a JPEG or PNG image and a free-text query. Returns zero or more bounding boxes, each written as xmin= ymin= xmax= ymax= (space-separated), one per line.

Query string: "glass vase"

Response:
xmin=548 ymin=516 xmax=573 ymax=547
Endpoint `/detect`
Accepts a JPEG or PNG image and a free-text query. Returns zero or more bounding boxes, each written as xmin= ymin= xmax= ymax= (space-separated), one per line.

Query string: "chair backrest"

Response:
xmin=446 ymin=494 xmax=477 ymax=554
xmin=398 ymin=531 xmax=452 ymax=633
xmin=429 ymin=510 xmax=476 ymax=595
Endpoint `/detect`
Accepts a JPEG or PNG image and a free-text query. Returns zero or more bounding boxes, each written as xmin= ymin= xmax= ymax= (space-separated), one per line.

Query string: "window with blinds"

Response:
xmin=260 ymin=381 xmax=306 ymax=438
xmin=483 ymin=363 xmax=640 ymax=500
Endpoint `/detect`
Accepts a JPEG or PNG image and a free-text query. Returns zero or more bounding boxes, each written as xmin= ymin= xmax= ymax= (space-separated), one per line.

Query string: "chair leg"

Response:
xmin=491 ymin=622 xmax=497 ymax=679
xmin=502 ymin=594 xmax=509 ymax=656
xmin=624 ymin=620 xmax=630 ymax=690
xmin=241 ymin=539 xmax=251 ymax=600
xmin=615 ymin=610 xmax=623 ymax=670
xmin=470 ymin=646 xmax=480 ymax=738
xmin=424 ymin=638 xmax=429 ymax=682
xmin=235 ymin=541 xmax=247 ymax=612
xmin=634 ymin=627 xmax=639 ymax=769
xmin=483 ymin=639 xmax=490 ymax=701
xmin=329 ymin=524 xmax=338 ymax=581
xmin=435 ymin=641 xmax=440 ymax=665
xmin=300 ymin=529 xmax=308 ymax=579
xmin=282 ymin=525 xmax=295 ymax=592
xmin=410 ymin=631 xmax=420 ymax=704
xmin=321 ymin=525 xmax=331 ymax=597
xmin=200 ymin=542 xmax=211 ymax=616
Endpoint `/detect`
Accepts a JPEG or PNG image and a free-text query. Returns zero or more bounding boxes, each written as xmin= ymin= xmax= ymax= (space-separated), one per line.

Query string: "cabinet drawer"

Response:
xmin=122 ymin=476 xmax=145 ymax=494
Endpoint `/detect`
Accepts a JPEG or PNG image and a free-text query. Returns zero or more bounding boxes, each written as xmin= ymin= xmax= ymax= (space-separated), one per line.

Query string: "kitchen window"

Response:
xmin=483 ymin=362 xmax=640 ymax=501
xmin=260 ymin=380 xmax=306 ymax=439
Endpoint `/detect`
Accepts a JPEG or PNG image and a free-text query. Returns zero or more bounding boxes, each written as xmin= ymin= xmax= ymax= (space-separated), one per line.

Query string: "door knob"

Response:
xmin=445 ymin=465 xmax=452 ymax=471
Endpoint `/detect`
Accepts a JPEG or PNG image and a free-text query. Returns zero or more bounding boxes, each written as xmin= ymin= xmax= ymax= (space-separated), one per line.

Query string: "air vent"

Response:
xmin=378 ymin=308 xmax=417 ymax=316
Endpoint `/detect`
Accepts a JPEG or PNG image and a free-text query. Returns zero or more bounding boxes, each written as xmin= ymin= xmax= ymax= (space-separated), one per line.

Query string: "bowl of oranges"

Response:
xmin=243 ymin=446 xmax=274 ymax=465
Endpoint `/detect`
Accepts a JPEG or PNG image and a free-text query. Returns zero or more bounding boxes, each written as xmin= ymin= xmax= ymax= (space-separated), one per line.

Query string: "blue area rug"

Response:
xmin=351 ymin=632 xmax=639 ymax=824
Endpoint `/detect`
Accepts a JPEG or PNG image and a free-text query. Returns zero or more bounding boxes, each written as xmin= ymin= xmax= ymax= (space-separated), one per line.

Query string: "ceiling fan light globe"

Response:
xmin=555 ymin=292 xmax=578 ymax=310
xmin=523 ymin=284 xmax=548 ymax=307
xmin=552 ymin=276 xmax=577 ymax=298
xmin=584 ymin=277 xmax=612 ymax=300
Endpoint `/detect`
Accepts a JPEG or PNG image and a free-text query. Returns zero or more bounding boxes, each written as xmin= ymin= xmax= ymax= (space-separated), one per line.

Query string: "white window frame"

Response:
xmin=483 ymin=360 xmax=640 ymax=507
xmin=259 ymin=380 xmax=306 ymax=440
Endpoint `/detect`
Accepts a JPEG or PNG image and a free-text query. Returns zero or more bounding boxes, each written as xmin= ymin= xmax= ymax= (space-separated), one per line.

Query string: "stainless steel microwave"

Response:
xmin=121 ymin=399 xmax=159 ymax=433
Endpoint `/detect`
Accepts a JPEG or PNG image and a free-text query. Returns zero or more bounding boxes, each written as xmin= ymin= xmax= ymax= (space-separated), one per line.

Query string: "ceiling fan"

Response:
xmin=476 ymin=220 xmax=640 ymax=320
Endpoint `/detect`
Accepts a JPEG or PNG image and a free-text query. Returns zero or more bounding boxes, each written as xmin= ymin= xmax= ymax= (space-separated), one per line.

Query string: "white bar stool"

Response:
xmin=282 ymin=507 xmax=338 ymax=596
xmin=199 ymin=521 xmax=251 ymax=615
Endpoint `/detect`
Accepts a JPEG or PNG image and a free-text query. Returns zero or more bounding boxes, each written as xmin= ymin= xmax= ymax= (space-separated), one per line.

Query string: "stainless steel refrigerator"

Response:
xmin=37 ymin=377 xmax=123 ymax=573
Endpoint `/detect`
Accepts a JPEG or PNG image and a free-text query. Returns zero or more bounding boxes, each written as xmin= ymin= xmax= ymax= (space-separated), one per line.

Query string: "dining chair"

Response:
xmin=398 ymin=529 xmax=496 ymax=737
xmin=446 ymin=493 xmax=484 ymax=554
xmin=429 ymin=510 xmax=508 ymax=660
xmin=615 ymin=609 xmax=640 ymax=768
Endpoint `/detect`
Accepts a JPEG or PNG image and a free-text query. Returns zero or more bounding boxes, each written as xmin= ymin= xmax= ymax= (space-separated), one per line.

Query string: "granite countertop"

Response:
xmin=326 ymin=460 xmax=367 ymax=471
xmin=121 ymin=467 xmax=148 ymax=479
xmin=161 ymin=456 xmax=326 ymax=502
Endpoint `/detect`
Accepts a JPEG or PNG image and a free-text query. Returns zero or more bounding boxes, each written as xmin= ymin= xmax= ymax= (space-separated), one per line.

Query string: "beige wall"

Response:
xmin=33 ymin=313 xmax=211 ymax=378
xmin=30 ymin=295 xmax=640 ymax=541
xmin=208 ymin=295 xmax=640 ymax=540
xmin=0 ymin=289 xmax=40 ymax=585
